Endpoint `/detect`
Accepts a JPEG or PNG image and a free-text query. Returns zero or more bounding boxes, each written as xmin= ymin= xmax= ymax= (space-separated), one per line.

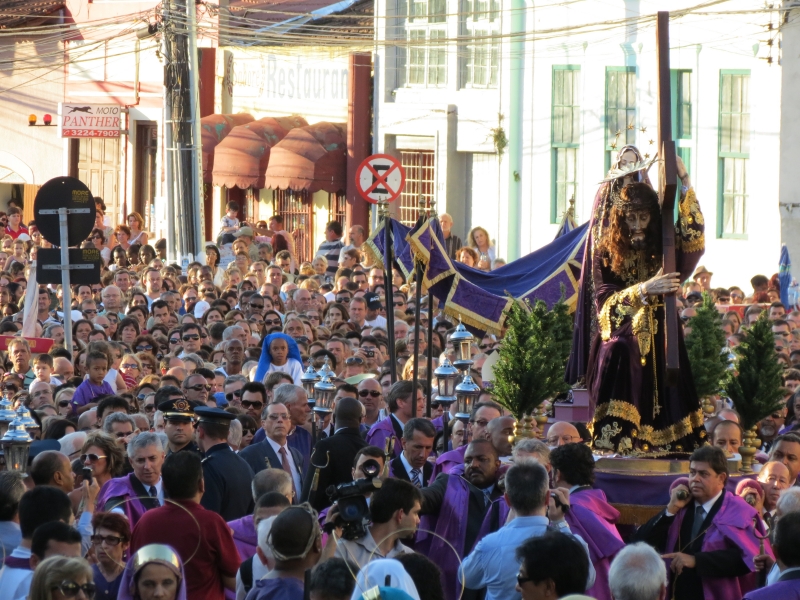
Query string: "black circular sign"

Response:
xmin=34 ymin=177 xmax=96 ymax=247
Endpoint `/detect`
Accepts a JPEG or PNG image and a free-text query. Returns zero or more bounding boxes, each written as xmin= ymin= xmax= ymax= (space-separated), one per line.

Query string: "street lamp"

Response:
xmin=450 ymin=320 xmax=474 ymax=371
xmin=0 ymin=396 xmax=16 ymax=437
xmin=1 ymin=418 xmax=32 ymax=473
xmin=313 ymin=373 xmax=337 ymax=414
xmin=434 ymin=358 xmax=459 ymax=404
xmin=455 ymin=374 xmax=480 ymax=421
xmin=15 ymin=406 xmax=39 ymax=433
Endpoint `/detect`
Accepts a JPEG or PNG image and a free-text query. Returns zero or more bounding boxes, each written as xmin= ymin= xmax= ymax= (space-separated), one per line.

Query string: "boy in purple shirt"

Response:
xmin=72 ymin=351 xmax=114 ymax=415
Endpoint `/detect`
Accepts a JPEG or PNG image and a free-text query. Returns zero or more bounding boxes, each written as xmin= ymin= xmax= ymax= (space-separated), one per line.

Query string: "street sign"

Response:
xmin=36 ymin=248 xmax=102 ymax=285
xmin=355 ymin=154 xmax=406 ymax=204
xmin=34 ymin=177 xmax=95 ymax=247
xmin=0 ymin=336 xmax=53 ymax=353
xmin=59 ymin=103 xmax=121 ymax=138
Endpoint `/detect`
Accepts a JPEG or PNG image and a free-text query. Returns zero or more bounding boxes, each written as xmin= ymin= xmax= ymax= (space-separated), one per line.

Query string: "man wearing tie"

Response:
xmin=634 ymin=446 xmax=768 ymax=600
xmin=97 ymin=432 xmax=165 ymax=528
xmin=390 ymin=418 xmax=435 ymax=488
xmin=240 ymin=402 xmax=305 ymax=501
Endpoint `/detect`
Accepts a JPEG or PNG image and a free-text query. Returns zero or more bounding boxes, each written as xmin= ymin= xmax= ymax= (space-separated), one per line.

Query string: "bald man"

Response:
xmin=758 ymin=461 xmax=791 ymax=528
xmin=30 ymin=451 xmax=74 ymax=494
xmin=712 ymin=420 xmax=743 ymax=456
xmin=487 ymin=416 xmax=516 ymax=459
xmin=546 ymin=421 xmax=581 ymax=448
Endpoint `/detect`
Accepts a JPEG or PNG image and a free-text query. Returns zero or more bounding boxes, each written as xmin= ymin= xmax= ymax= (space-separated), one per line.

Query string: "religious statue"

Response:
xmin=566 ymin=145 xmax=706 ymax=455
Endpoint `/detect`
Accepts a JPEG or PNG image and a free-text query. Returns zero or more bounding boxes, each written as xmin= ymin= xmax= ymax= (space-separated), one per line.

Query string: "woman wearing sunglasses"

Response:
xmin=28 ymin=555 xmax=94 ymax=600
xmin=118 ymin=544 xmax=187 ymax=600
xmin=80 ymin=431 xmax=126 ymax=493
xmin=91 ymin=512 xmax=130 ymax=598
xmin=120 ymin=354 xmax=143 ymax=389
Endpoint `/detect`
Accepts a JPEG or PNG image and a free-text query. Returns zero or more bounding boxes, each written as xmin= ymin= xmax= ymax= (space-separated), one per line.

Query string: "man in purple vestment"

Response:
xmin=744 ymin=512 xmax=800 ymax=600
xmin=365 ymin=381 xmax=424 ymax=459
xmin=550 ymin=443 xmax=624 ymax=600
xmin=418 ymin=439 xmax=503 ymax=600
xmin=634 ymin=446 xmax=770 ymax=600
xmin=566 ymin=150 xmax=706 ymax=454
xmin=432 ymin=402 xmax=501 ymax=479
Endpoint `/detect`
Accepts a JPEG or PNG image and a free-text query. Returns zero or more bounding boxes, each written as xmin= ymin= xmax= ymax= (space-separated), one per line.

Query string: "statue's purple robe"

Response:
xmin=743 ymin=573 xmax=800 ymax=600
xmin=95 ymin=474 xmax=150 ymax=528
xmin=431 ymin=444 xmax=466 ymax=480
xmin=565 ymin=488 xmax=625 ymax=600
xmin=365 ymin=416 xmax=402 ymax=458
xmin=665 ymin=491 xmax=771 ymax=600
xmin=228 ymin=515 xmax=257 ymax=561
xmin=416 ymin=475 xmax=471 ymax=600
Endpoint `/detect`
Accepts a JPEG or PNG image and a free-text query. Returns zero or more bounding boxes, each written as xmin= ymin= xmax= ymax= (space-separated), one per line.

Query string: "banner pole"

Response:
xmin=381 ymin=200 xmax=397 ymax=384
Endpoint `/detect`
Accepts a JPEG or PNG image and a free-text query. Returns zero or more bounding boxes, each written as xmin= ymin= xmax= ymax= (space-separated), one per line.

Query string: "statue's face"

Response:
xmin=625 ymin=209 xmax=651 ymax=250
xmin=619 ymin=149 xmax=638 ymax=168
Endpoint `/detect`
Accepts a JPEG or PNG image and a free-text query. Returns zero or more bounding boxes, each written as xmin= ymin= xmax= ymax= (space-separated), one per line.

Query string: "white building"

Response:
xmin=373 ymin=0 xmax=791 ymax=289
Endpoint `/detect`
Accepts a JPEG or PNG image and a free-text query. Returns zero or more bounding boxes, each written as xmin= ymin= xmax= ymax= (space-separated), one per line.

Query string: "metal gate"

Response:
xmin=398 ymin=150 xmax=435 ymax=226
xmin=273 ymin=189 xmax=312 ymax=264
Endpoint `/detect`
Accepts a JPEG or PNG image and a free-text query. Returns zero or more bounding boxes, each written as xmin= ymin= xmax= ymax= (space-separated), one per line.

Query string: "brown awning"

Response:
xmin=201 ymin=113 xmax=254 ymax=183
xmin=263 ymin=122 xmax=347 ymax=193
xmin=212 ymin=115 xmax=309 ymax=189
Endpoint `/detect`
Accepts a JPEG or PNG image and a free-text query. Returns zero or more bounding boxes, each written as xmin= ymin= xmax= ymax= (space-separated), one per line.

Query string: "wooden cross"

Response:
xmin=657 ymin=11 xmax=680 ymax=384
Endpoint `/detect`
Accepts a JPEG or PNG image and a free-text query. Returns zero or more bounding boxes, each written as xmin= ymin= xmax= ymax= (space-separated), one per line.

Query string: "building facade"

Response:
xmin=374 ymin=0 xmax=789 ymax=287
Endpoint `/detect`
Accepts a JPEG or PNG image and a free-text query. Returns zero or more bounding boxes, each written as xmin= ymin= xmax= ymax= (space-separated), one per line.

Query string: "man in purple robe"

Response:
xmin=550 ymin=443 xmax=624 ymax=600
xmin=417 ymin=439 xmax=503 ymax=600
xmin=744 ymin=511 xmax=800 ymax=600
xmin=566 ymin=150 xmax=705 ymax=454
xmin=96 ymin=432 xmax=165 ymax=528
xmin=431 ymin=401 xmax=501 ymax=479
xmin=365 ymin=381 xmax=424 ymax=459
xmin=634 ymin=446 xmax=770 ymax=600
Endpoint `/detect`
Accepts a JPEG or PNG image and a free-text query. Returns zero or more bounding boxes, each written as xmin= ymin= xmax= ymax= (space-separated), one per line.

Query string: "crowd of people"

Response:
xmin=0 ymin=197 xmax=798 ymax=600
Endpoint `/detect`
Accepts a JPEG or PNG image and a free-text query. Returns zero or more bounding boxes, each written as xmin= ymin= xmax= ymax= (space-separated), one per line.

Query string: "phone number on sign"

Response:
xmin=62 ymin=129 xmax=120 ymax=138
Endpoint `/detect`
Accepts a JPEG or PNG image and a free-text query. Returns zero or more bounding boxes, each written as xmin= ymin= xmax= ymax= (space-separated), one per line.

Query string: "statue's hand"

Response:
xmin=642 ymin=268 xmax=681 ymax=296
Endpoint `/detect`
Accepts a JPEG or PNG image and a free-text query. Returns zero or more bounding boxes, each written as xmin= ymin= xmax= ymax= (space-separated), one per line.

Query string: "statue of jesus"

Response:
xmin=567 ymin=146 xmax=706 ymax=455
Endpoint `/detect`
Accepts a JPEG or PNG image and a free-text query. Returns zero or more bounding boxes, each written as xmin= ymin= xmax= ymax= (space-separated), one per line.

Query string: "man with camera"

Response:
xmin=634 ymin=446 xmax=767 ymax=600
xmin=322 ymin=478 xmax=422 ymax=565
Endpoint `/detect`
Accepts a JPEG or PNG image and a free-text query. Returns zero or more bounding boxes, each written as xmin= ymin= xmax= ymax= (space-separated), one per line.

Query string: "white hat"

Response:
xmin=194 ymin=300 xmax=210 ymax=319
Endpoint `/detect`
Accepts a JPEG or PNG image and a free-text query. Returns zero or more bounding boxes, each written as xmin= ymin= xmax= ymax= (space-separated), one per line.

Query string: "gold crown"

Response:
xmin=132 ymin=544 xmax=181 ymax=572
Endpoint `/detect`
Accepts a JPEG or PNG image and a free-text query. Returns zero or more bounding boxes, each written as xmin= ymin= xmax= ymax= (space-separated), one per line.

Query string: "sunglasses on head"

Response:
xmin=346 ymin=357 xmax=364 ymax=365
xmin=52 ymin=581 xmax=97 ymax=598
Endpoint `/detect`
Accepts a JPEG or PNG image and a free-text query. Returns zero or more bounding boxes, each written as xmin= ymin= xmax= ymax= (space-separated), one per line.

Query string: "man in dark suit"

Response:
xmin=301 ymin=397 xmax=367 ymax=511
xmin=634 ymin=445 xmax=764 ymax=600
xmin=240 ymin=402 xmax=305 ymax=501
xmin=390 ymin=418 xmax=435 ymax=488
xmin=744 ymin=511 xmax=800 ymax=599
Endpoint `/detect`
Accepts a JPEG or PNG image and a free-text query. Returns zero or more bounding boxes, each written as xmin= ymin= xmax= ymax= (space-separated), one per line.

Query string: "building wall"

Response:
xmin=779 ymin=4 xmax=800 ymax=284
xmin=374 ymin=0 xmax=786 ymax=289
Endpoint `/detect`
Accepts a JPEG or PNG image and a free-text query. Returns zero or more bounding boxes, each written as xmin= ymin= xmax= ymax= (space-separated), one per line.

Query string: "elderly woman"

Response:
xmin=118 ymin=544 xmax=187 ymax=600
xmin=28 ymin=556 xmax=94 ymax=600
xmin=91 ymin=512 xmax=130 ymax=599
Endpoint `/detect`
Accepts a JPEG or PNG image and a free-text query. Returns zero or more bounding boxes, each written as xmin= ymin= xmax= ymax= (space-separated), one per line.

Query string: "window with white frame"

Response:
xmin=718 ymin=71 xmax=750 ymax=237
xmin=551 ymin=66 xmax=580 ymax=223
xmin=460 ymin=0 xmax=499 ymax=88
xmin=401 ymin=0 xmax=447 ymax=87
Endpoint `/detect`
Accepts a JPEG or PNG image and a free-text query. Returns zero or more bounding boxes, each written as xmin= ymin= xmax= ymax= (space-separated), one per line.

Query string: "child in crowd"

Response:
xmin=219 ymin=201 xmax=240 ymax=236
xmin=252 ymin=333 xmax=304 ymax=385
xmin=32 ymin=354 xmax=61 ymax=386
xmin=71 ymin=351 xmax=114 ymax=415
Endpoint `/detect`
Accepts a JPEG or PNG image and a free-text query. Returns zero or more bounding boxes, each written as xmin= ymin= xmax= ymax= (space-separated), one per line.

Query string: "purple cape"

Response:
xmin=96 ymin=474 xmax=149 ymax=528
xmin=228 ymin=515 xmax=257 ymax=561
xmin=665 ymin=491 xmax=771 ymax=600
xmin=431 ymin=445 xmax=466 ymax=480
xmin=365 ymin=416 xmax=401 ymax=458
xmin=743 ymin=577 xmax=800 ymax=600
xmin=565 ymin=489 xmax=625 ymax=600
xmin=417 ymin=476 xmax=471 ymax=600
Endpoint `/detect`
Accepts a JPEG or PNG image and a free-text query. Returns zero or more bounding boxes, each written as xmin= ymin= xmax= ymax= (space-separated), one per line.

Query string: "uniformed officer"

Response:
xmin=194 ymin=406 xmax=255 ymax=521
xmin=158 ymin=396 xmax=202 ymax=456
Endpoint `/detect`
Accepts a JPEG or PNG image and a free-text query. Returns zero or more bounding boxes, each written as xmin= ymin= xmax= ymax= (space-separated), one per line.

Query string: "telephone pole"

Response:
xmin=163 ymin=0 xmax=203 ymax=268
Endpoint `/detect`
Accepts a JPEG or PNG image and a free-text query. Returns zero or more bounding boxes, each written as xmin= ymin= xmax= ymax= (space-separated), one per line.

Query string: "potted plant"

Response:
xmin=723 ymin=313 xmax=785 ymax=473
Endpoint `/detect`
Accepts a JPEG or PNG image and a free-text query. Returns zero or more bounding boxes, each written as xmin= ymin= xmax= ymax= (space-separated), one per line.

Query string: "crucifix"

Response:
xmin=656 ymin=11 xmax=680 ymax=384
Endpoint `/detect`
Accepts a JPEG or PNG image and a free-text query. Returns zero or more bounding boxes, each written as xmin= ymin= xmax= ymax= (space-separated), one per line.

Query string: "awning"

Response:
xmin=201 ymin=113 xmax=254 ymax=183
xmin=263 ymin=121 xmax=347 ymax=193
xmin=212 ymin=115 xmax=309 ymax=189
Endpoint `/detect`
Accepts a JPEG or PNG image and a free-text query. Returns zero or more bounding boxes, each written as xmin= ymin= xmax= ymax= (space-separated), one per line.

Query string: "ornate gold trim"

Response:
xmin=678 ymin=188 xmax=705 ymax=254
xmin=593 ymin=400 xmax=704 ymax=448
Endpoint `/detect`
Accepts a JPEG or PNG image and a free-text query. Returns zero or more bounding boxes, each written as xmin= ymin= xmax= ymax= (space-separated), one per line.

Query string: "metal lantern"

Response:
xmin=314 ymin=373 xmax=337 ymax=414
xmin=15 ymin=405 xmax=39 ymax=432
xmin=0 ymin=397 xmax=16 ymax=437
xmin=1 ymin=418 xmax=32 ymax=473
xmin=300 ymin=365 xmax=320 ymax=409
xmin=433 ymin=358 xmax=459 ymax=407
xmin=450 ymin=320 xmax=475 ymax=369
xmin=316 ymin=357 xmax=335 ymax=380
xmin=455 ymin=374 xmax=481 ymax=421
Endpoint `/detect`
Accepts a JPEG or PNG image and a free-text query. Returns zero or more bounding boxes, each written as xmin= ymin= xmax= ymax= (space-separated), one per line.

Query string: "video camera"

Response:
xmin=326 ymin=458 xmax=383 ymax=540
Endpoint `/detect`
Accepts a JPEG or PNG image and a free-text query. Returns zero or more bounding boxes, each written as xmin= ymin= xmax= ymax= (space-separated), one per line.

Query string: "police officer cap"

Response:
xmin=194 ymin=406 xmax=235 ymax=426
xmin=158 ymin=398 xmax=201 ymax=420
